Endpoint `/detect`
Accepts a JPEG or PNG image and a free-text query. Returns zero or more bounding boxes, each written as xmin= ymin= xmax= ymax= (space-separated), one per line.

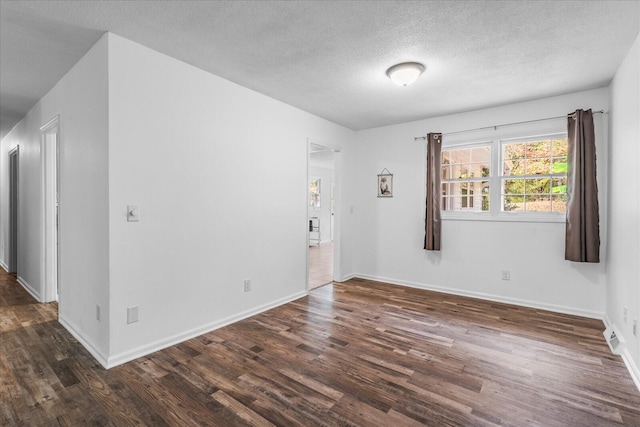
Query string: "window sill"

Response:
xmin=441 ymin=212 xmax=565 ymax=223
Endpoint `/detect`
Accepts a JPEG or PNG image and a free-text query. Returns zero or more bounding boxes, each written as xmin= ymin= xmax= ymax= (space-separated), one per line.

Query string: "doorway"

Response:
xmin=308 ymin=142 xmax=338 ymax=290
xmin=8 ymin=147 xmax=19 ymax=274
xmin=41 ymin=117 xmax=59 ymax=302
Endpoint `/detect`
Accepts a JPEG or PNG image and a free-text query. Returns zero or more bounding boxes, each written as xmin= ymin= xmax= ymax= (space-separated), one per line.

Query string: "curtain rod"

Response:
xmin=413 ymin=110 xmax=606 ymax=141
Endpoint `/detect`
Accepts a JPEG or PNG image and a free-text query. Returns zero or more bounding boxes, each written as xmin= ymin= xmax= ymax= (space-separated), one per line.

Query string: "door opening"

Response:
xmin=8 ymin=147 xmax=19 ymax=274
xmin=307 ymin=141 xmax=339 ymax=290
xmin=41 ymin=117 xmax=59 ymax=302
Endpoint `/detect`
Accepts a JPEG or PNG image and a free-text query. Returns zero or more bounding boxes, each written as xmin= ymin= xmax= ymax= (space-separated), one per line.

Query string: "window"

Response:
xmin=309 ymin=178 xmax=321 ymax=207
xmin=438 ymin=132 xmax=568 ymax=220
xmin=441 ymin=144 xmax=491 ymax=212
xmin=501 ymin=137 xmax=568 ymax=213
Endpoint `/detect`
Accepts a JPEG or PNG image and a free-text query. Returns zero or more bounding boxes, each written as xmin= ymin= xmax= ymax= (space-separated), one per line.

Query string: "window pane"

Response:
xmin=504 ymin=143 xmax=525 ymax=160
xmin=500 ymin=136 xmax=567 ymax=214
xmin=442 ymin=196 xmax=449 ymax=210
xmin=525 ymin=158 xmax=551 ymax=175
xmin=470 ymin=146 xmax=491 ymax=163
xmin=449 ymin=148 xmax=471 ymax=164
xmin=450 ymin=196 xmax=462 ymax=210
xmin=503 ymin=159 xmax=514 ymax=176
xmin=481 ymin=195 xmax=490 ymax=211
xmin=452 ymin=164 xmax=469 ymax=179
xmin=552 ymin=156 xmax=567 ymax=174
xmin=441 ymin=165 xmax=451 ymax=180
xmin=471 ymin=180 xmax=486 ymax=192
xmin=469 ymin=162 xmax=490 ymax=178
xmin=525 ymin=178 xmax=551 ymax=194
xmin=441 ymin=144 xmax=491 ymax=213
xmin=552 ymin=194 xmax=567 ymax=212
xmin=503 ymin=179 xmax=524 ymax=195
xmin=441 ymin=150 xmax=451 ymax=164
xmin=551 ymin=177 xmax=567 ymax=194
xmin=525 ymin=195 xmax=551 ymax=212
xmin=504 ymin=195 xmax=524 ymax=212
xmin=526 ymin=140 xmax=551 ymax=158
xmin=551 ymin=138 xmax=569 ymax=156
xmin=450 ymin=182 xmax=463 ymax=196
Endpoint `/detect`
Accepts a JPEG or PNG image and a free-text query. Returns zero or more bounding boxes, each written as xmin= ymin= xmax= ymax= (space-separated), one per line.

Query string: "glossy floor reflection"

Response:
xmin=309 ymin=241 xmax=333 ymax=290
xmin=2 ymin=270 xmax=639 ymax=426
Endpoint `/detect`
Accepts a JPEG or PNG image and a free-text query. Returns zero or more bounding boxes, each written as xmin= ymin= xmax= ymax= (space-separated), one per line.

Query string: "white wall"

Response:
xmin=607 ymin=33 xmax=640 ymax=383
xmin=106 ymin=34 xmax=355 ymax=365
xmin=353 ymin=88 xmax=609 ymax=318
xmin=0 ymin=35 xmax=110 ymax=359
xmin=309 ymin=164 xmax=334 ymax=243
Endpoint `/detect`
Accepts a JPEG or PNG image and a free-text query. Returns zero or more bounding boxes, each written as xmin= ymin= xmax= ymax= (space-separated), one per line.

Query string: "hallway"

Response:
xmin=308 ymin=241 xmax=333 ymax=290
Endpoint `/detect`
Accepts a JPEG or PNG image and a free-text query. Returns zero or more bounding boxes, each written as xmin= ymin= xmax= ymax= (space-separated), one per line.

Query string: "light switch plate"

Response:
xmin=127 ymin=205 xmax=140 ymax=222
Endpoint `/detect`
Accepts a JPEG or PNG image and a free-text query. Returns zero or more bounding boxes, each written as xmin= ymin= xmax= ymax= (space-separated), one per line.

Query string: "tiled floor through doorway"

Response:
xmin=308 ymin=241 xmax=333 ymax=289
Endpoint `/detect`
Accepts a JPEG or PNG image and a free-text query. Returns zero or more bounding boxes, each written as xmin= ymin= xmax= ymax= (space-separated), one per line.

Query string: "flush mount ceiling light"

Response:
xmin=386 ymin=62 xmax=425 ymax=86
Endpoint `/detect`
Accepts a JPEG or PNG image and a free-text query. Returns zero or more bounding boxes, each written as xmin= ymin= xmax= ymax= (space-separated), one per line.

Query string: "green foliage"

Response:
xmin=552 ymin=162 xmax=567 ymax=173
xmin=502 ymin=138 xmax=568 ymax=212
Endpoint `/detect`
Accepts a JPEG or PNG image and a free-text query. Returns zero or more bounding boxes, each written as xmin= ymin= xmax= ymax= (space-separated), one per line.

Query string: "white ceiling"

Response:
xmin=1 ymin=1 xmax=639 ymax=139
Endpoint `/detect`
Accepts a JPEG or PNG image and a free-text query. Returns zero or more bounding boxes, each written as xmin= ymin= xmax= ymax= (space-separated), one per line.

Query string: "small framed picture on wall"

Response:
xmin=377 ymin=173 xmax=393 ymax=197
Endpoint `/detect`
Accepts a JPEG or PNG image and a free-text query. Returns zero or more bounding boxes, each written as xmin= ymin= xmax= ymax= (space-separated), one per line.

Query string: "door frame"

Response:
xmin=306 ymin=138 xmax=342 ymax=291
xmin=8 ymin=146 xmax=19 ymax=274
xmin=41 ymin=116 xmax=60 ymax=302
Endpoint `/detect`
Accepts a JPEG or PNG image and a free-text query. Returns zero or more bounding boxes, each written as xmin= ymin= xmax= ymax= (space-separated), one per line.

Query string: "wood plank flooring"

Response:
xmin=308 ymin=241 xmax=333 ymax=290
xmin=2 ymin=269 xmax=639 ymax=426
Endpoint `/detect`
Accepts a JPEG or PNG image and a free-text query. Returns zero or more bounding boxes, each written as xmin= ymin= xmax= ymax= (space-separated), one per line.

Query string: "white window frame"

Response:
xmin=440 ymin=141 xmax=493 ymax=216
xmin=499 ymin=133 xmax=568 ymax=218
xmin=439 ymin=131 xmax=568 ymax=223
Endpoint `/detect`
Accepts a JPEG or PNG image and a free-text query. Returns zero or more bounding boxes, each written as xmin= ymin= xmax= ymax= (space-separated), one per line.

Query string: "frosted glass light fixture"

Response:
xmin=386 ymin=62 xmax=425 ymax=86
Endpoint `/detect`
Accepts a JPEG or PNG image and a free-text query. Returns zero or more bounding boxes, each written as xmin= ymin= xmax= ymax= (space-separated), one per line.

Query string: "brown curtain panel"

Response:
xmin=424 ymin=133 xmax=442 ymax=251
xmin=565 ymin=109 xmax=600 ymax=262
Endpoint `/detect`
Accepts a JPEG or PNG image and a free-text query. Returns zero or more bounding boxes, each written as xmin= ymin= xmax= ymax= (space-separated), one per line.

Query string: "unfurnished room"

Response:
xmin=0 ymin=1 xmax=639 ymax=425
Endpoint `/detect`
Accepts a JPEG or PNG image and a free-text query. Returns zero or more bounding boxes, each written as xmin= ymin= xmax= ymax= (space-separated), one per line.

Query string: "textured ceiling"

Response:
xmin=1 ymin=1 xmax=639 ymax=139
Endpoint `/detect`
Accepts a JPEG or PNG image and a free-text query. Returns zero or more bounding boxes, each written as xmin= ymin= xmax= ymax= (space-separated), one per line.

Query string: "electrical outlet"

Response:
xmin=501 ymin=270 xmax=510 ymax=281
xmin=634 ymin=318 xmax=637 ymax=337
xmin=244 ymin=280 xmax=251 ymax=292
xmin=127 ymin=306 xmax=139 ymax=324
xmin=96 ymin=304 xmax=101 ymax=321
xmin=623 ymin=306 xmax=628 ymax=323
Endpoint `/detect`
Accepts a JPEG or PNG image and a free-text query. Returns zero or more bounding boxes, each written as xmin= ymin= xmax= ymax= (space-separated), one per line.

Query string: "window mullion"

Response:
xmin=491 ymin=139 xmax=501 ymax=216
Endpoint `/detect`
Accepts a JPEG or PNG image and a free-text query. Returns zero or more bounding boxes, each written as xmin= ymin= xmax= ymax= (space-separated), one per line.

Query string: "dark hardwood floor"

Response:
xmin=2 ymin=269 xmax=639 ymax=426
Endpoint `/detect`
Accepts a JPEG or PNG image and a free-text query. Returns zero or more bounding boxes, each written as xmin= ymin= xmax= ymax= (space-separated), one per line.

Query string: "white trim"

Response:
xmin=353 ymin=273 xmax=603 ymax=319
xmin=622 ymin=347 xmax=640 ymax=393
xmin=603 ymin=316 xmax=640 ymax=393
xmin=307 ymin=137 xmax=343 ymax=287
xmin=59 ymin=314 xmax=109 ymax=368
xmin=306 ymin=139 xmax=311 ymax=291
xmin=40 ymin=115 xmax=60 ymax=303
xmin=442 ymin=212 xmax=565 ymax=223
xmin=0 ymin=260 xmax=8 ymax=272
xmin=105 ymin=290 xmax=308 ymax=369
xmin=17 ymin=276 xmax=42 ymax=302
xmin=337 ymin=273 xmax=356 ymax=283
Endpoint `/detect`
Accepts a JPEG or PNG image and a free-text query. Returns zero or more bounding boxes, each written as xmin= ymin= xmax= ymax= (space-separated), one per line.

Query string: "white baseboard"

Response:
xmin=352 ymin=273 xmax=604 ymax=320
xmin=17 ymin=276 xmax=42 ymax=302
xmin=621 ymin=347 xmax=640 ymax=393
xmin=105 ymin=290 xmax=308 ymax=369
xmin=337 ymin=273 xmax=356 ymax=283
xmin=603 ymin=316 xmax=640 ymax=393
xmin=0 ymin=260 xmax=8 ymax=272
xmin=59 ymin=315 xmax=109 ymax=368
